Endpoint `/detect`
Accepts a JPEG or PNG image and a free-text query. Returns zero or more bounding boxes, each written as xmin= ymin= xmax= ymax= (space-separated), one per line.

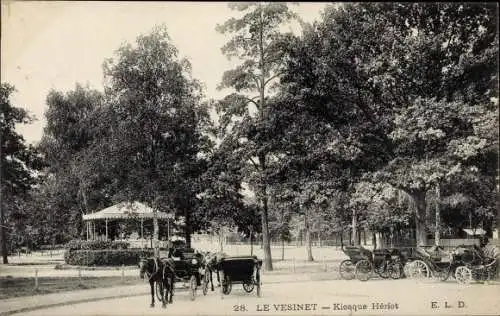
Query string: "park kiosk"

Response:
xmin=82 ymin=201 xmax=174 ymax=247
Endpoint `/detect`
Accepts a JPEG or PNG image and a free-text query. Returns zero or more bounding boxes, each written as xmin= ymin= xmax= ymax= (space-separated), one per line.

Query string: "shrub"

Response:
xmin=111 ymin=241 xmax=130 ymax=249
xmin=65 ymin=240 xmax=130 ymax=251
xmin=40 ymin=244 xmax=66 ymax=251
xmin=64 ymin=249 xmax=154 ymax=266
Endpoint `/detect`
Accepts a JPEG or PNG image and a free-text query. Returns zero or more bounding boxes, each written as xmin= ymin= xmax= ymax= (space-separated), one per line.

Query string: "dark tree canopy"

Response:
xmin=1 ymin=83 xmax=43 ymax=263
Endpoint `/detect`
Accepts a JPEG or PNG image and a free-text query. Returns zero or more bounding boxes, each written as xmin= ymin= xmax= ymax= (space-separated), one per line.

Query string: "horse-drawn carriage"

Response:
xmin=404 ymin=246 xmax=454 ymax=281
xmin=453 ymin=245 xmax=498 ymax=285
xmin=138 ymin=247 xmax=206 ymax=308
xmin=217 ymin=255 xmax=262 ymax=297
xmin=168 ymin=247 xmax=205 ymax=300
xmin=339 ymin=246 xmax=404 ymax=281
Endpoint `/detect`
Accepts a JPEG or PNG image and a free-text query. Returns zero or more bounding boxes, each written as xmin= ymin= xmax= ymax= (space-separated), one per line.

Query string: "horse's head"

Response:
xmin=138 ymin=257 xmax=150 ymax=279
xmin=204 ymin=252 xmax=215 ymax=266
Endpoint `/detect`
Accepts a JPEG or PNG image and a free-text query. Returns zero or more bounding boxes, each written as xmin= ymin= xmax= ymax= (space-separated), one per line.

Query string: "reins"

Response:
xmin=141 ymin=258 xmax=161 ymax=282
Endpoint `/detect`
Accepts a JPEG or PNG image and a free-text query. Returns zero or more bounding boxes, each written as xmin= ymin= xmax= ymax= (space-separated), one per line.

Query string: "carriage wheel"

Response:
xmin=375 ymin=260 xmax=391 ymax=279
xmin=202 ymin=271 xmax=209 ymax=296
xmin=455 ymin=266 xmax=472 ymax=285
xmin=408 ymin=260 xmax=430 ymax=279
xmin=256 ymin=278 xmax=261 ymax=297
xmin=403 ymin=261 xmax=413 ymax=278
xmin=256 ymin=270 xmax=261 ymax=298
xmin=436 ymin=266 xmax=451 ymax=282
xmin=355 ymin=260 xmax=373 ymax=282
xmin=389 ymin=262 xmax=403 ymax=279
xmin=155 ymin=281 xmax=163 ymax=302
xmin=339 ymin=260 xmax=355 ymax=280
xmin=485 ymin=263 xmax=497 ymax=281
xmin=449 ymin=265 xmax=458 ymax=279
xmin=189 ymin=275 xmax=197 ymax=301
xmin=243 ymin=281 xmax=254 ymax=293
xmin=222 ymin=275 xmax=232 ymax=295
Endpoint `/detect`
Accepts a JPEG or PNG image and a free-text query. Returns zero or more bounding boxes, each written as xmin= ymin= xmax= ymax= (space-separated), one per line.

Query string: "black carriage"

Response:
xmin=453 ymin=245 xmax=498 ymax=285
xmin=166 ymin=247 xmax=204 ymax=300
xmin=405 ymin=246 xmax=456 ymax=281
xmin=339 ymin=246 xmax=403 ymax=281
xmin=217 ymin=255 xmax=262 ymax=297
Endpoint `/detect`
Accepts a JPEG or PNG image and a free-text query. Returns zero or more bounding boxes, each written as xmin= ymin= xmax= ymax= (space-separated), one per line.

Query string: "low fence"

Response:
xmin=26 ymin=265 xmax=138 ymax=293
xmin=428 ymin=239 xmax=478 ymax=248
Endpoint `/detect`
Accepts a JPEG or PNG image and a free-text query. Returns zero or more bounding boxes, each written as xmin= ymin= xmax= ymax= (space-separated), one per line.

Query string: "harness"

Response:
xmin=143 ymin=258 xmax=161 ymax=282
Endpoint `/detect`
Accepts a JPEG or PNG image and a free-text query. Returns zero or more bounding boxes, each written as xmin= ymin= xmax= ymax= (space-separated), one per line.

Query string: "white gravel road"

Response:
xmin=16 ymin=278 xmax=500 ymax=316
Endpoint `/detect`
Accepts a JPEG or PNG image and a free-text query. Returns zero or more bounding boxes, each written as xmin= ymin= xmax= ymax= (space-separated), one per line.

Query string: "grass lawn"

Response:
xmin=0 ymin=245 xmax=348 ymax=300
xmin=0 ymin=276 xmax=143 ymax=300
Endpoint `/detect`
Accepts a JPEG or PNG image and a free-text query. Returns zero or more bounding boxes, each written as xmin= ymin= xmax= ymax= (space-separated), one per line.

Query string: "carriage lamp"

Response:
xmin=192 ymin=259 xmax=198 ymax=265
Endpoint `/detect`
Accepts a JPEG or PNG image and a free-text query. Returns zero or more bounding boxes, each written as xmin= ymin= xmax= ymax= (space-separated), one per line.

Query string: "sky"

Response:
xmin=1 ymin=1 xmax=327 ymax=145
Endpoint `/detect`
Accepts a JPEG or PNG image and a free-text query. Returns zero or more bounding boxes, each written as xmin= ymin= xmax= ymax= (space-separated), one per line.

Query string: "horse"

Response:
xmin=201 ymin=252 xmax=227 ymax=292
xmin=138 ymin=257 xmax=175 ymax=308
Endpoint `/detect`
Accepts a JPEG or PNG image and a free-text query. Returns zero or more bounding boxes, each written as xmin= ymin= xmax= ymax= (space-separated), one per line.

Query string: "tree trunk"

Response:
xmin=318 ymin=231 xmax=322 ymax=248
xmin=249 ymin=226 xmax=253 ymax=256
xmin=219 ymin=228 xmax=224 ymax=252
xmin=304 ymin=207 xmax=314 ymax=262
xmin=351 ymin=208 xmax=358 ymax=245
xmin=497 ymin=189 xmax=500 ymax=240
xmin=411 ymin=190 xmax=428 ymax=246
xmin=435 ymin=183 xmax=440 ymax=246
xmin=281 ymin=238 xmax=284 ymax=260
xmin=184 ymin=208 xmax=191 ymax=248
xmin=372 ymin=233 xmax=377 ymax=249
xmin=340 ymin=232 xmax=344 ymax=249
xmin=258 ymin=155 xmax=273 ymax=270
xmin=261 ymin=200 xmax=273 ymax=270
xmin=153 ymin=212 xmax=159 ymax=257
xmin=0 ymin=139 xmax=7 ymax=263
xmin=80 ymin=184 xmax=89 ymax=213
xmin=0 ymin=203 xmax=7 ymax=264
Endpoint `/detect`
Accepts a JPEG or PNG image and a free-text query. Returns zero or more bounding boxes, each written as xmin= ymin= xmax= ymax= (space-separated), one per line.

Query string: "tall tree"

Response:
xmin=197 ymin=137 xmax=246 ymax=245
xmin=216 ymin=2 xmax=298 ymax=270
xmin=100 ymin=25 xmax=211 ymax=251
xmin=38 ymin=84 xmax=106 ymax=240
xmin=0 ymin=83 xmax=42 ymax=263
xmin=369 ymin=3 xmax=498 ymax=245
xmin=281 ymin=3 xmax=498 ymax=246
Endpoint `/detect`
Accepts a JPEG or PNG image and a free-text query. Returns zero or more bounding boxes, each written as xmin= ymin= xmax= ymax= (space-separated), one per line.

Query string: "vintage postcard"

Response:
xmin=1 ymin=1 xmax=499 ymax=316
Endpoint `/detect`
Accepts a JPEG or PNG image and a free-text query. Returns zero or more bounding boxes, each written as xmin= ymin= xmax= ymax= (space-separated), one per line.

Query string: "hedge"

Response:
xmin=64 ymin=249 xmax=154 ymax=266
xmin=65 ymin=239 xmax=130 ymax=251
xmin=40 ymin=244 xmax=67 ymax=251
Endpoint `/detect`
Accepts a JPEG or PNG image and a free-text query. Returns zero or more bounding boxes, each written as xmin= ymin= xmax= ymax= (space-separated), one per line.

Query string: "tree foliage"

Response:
xmin=98 ymin=25 xmax=211 ymax=247
xmin=279 ymin=3 xmax=498 ymax=245
xmin=216 ymin=2 xmax=299 ymax=270
xmin=1 ymin=83 xmax=43 ymax=263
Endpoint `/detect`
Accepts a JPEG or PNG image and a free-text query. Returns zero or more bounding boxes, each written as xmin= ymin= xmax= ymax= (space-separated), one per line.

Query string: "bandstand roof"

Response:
xmin=462 ymin=228 xmax=486 ymax=236
xmin=82 ymin=201 xmax=172 ymax=220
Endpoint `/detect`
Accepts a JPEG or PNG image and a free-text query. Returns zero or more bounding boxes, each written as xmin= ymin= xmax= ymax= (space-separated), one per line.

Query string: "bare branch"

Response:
xmin=264 ymin=72 xmax=284 ymax=87
xmin=248 ymin=157 xmax=260 ymax=169
xmin=251 ymin=74 xmax=261 ymax=91
xmin=242 ymin=96 xmax=260 ymax=109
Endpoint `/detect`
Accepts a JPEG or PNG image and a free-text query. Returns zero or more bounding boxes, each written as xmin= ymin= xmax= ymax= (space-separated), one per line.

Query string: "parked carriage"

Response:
xmin=217 ymin=256 xmax=262 ymax=297
xmin=165 ymin=247 xmax=205 ymax=301
xmin=405 ymin=246 xmax=457 ymax=281
xmin=453 ymin=246 xmax=498 ymax=285
xmin=339 ymin=246 xmax=403 ymax=281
